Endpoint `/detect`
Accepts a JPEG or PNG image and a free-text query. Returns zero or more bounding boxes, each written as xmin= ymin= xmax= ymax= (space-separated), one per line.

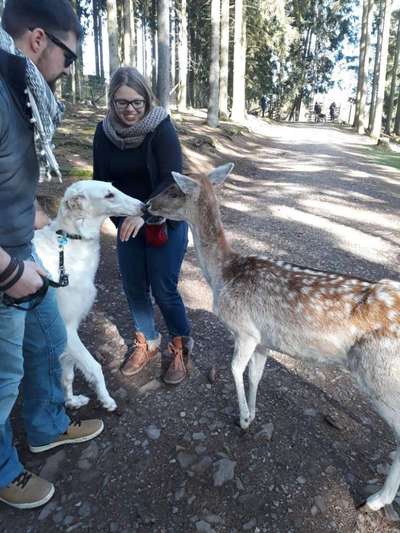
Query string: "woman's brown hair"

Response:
xmin=108 ymin=67 xmax=154 ymax=115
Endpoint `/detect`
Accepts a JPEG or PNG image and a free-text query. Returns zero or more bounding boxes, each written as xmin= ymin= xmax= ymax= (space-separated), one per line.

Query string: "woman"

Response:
xmin=93 ymin=67 xmax=192 ymax=386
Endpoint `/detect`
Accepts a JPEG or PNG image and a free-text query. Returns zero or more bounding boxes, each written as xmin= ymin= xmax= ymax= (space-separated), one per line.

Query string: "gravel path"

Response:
xmin=3 ymin=115 xmax=400 ymax=533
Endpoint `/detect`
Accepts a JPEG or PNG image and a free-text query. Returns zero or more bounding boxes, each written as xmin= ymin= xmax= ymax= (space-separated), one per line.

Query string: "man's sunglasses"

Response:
xmin=29 ymin=28 xmax=77 ymax=68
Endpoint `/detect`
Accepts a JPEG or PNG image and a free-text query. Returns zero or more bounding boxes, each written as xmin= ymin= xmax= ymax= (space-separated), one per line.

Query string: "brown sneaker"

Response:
xmin=163 ymin=336 xmax=194 ymax=385
xmin=0 ymin=471 xmax=54 ymax=509
xmin=120 ymin=332 xmax=161 ymax=377
xmin=29 ymin=419 xmax=104 ymax=454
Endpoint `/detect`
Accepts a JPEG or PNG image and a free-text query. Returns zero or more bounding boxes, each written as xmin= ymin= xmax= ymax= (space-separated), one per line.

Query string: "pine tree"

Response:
xmin=219 ymin=0 xmax=230 ymax=119
xmin=157 ymin=0 xmax=171 ymax=111
xmin=107 ymin=0 xmax=120 ymax=76
xmin=207 ymin=0 xmax=221 ymax=127
xmin=177 ymin=0 xmax=188 ymax=111
xmin=354 ymin=0 xmax=373 ymax=133
xmin=231 ymin=0 xmax=246 ymax=122
xmin=371 ymin=0 xmax=393 ymax=138
xmin=385 ymin=12 xmax=400 ymax=135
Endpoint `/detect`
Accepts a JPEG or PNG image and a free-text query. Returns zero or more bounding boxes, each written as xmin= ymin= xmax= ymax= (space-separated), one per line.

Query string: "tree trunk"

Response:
xmin=370 ymin=0 xmax=393 ymax=138
xmin=177 ymin=0 xmax=188 ymax=111
xmin=231 ymin=0 xmax=246 ymax=122
xmin=170 ymin=2 xmax=176 ymax=96
xmin=107 ymin=0 xmax=120 ymax=77
xmin=354 ymin=0 xmax=373 ymax=133
xmin=369 ymin=0 xmax=384 ymax=131
xmin=219 ymin=0 xmax=229 ymax=118
xmin=99 ymin=9 xmax=105 ymax=78
xmin=395 ymin=86 xmax=400 ymax=134
xmin=93 ymin=0 xmax=100 ymax=77
xmin=152 ymin=23 xmax=158 ymax=93
xmin=385 ymin=14 xmax=400 ymax=135
xmin=123 ymin=0 xmax=135 ymax=66
xmin=207 ymin=0 xmax=220 ymax=127
xmin=157 ymin=0 xmax=170 ymax=111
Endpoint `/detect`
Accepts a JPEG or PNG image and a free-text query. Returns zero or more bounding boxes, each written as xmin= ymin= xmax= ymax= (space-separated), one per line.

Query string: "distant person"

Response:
xmin=259 ymin=95 xmax=267 ymax=118
xmin=314 ymin=102 xmax=322 ymax=122
xmin=329 ymin=102 xmax=337 ymax=122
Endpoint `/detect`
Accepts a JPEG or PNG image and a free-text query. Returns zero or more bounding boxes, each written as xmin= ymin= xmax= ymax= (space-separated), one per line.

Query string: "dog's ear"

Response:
xmin=64 ymin=194 xmax=86 ymax=212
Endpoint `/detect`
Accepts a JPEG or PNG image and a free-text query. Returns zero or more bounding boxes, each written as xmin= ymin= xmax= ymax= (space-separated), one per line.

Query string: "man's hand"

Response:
xmin=119 ymin=216 xmax=145 ymax=242
xmin=5 ymin=261 xmax=47 ymax=299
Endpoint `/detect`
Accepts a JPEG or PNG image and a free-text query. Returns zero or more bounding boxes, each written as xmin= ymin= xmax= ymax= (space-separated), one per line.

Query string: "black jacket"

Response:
xmin=93 ymin=115 xmax=183 ymax=228
xmin=0 ymin=49 xmax=38 ymax=260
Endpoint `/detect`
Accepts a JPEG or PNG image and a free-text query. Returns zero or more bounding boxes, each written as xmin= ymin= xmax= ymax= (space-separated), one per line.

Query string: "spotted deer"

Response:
xmin=147 ymin=163 xmax=400 ymax=511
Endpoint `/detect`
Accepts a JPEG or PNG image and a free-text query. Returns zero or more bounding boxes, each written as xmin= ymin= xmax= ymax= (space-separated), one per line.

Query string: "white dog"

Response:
xmin=34 ymin=180 xmax=144 ymax=411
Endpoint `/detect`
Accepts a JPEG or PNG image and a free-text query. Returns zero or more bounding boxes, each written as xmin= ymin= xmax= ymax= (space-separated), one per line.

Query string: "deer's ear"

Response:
xmin=172 ymin=172 xmax=200 ymax=195
xmin=207 ymin=163 xmax=234 ymax=187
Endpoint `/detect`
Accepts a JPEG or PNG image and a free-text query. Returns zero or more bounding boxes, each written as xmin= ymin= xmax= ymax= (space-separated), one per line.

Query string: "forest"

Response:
xmin=0 ymin=0 xmax=399 ymax=139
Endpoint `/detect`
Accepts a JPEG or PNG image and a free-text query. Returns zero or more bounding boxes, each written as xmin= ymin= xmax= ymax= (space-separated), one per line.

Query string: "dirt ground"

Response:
xmin=2 ymin=106 xmax=400 ymax=533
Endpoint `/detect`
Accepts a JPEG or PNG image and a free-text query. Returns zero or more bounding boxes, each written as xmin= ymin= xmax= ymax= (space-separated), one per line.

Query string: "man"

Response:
xmin=259 ymin=94 xmax=267 ymax=118
xmin=329 ymin=101 xmax=337 ymax=122
xmin=314 ymin=101 xmax=322 ymax=122
xmin=0 ymin=0 xmax=103 ymax=510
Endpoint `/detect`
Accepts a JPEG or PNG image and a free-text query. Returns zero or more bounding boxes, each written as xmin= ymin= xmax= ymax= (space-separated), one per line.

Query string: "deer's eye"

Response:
xmin=105 ymin=192 xmax=115 ymax=199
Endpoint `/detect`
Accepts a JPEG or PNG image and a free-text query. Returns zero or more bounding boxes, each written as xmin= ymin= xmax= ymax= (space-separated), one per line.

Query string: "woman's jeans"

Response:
xmin=117 ymin=222 xmax=191 ymax=341
xmin=0 ymin=252 xmax=69 ymax=488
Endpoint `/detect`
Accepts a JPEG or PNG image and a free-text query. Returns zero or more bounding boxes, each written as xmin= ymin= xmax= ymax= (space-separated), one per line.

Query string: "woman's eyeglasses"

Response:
xmin=114 ymin=99 xmax=146 ymax=112
xmin=29 ymin=28 xmax=77 ymax=68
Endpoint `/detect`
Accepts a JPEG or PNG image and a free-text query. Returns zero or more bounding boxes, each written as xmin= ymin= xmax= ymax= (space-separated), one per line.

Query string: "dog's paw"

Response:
xmin=102 ymin=397 xmax=118 ymax=412
xmin=240 ymin=417 xmax=251 ymax=430
xmin=65 ymin=394 xmax=90 ymax=409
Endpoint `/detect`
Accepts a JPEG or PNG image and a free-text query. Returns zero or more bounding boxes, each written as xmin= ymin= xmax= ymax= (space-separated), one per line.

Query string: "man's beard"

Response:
xmin=47 ymin=79 xmax=57 ymax=93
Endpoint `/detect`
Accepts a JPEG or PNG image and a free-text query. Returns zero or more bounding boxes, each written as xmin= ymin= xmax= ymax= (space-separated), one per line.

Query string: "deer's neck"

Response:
xmin=190 ymin=204 xmax=234 ymax=293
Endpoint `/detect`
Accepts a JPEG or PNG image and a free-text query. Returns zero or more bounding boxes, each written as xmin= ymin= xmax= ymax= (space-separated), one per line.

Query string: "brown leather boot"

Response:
xmin=120 ymin=332 xmax=161 ymax=377
xmin=163 ymin=336 xmax=194 ymax=385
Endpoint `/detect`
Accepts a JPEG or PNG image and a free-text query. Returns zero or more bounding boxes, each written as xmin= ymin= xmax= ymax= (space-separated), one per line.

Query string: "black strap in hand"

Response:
xmin=0 ymin=261 xmax=24 ymax=292
xmin=2 ymin=275 xmax=66 ymax=310
xmin=0 ymin=256 xmax=19 ymax=286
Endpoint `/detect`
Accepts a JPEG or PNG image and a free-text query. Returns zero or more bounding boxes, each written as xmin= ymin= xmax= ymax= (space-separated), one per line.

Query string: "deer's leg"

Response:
xmin=248 ymin=349 xmax=268 ymax=424
xmin=231 ymin=335 xmax=258 ymax=430
xmin=66 ymin=327 xmax=117 ymax=411
xmin=61 ymin=352 xmax=90 ymax=409
xmin=348 ymin=332 xmax=400 ymax=510
xmin=366 ymin=447 xmax=400 ymax=510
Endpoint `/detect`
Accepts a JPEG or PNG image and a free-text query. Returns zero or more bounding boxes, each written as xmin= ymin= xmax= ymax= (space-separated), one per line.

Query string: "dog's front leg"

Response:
xmin=61 ymin=352 xmax=90 ymax=409
xmin=65 ymin=326 xmax=117 ymax=411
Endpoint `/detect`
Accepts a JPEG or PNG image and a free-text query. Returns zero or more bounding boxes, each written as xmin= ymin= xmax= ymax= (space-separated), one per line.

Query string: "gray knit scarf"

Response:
xmin=103 ymin=105 xmax=168 ymax=150
xmin=0 ymin=27 xmax=63 ymax=181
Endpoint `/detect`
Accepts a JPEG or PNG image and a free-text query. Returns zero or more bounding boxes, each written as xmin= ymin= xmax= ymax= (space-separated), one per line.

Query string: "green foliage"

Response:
xmin=245 ymin=0 xmax=357 ymax=116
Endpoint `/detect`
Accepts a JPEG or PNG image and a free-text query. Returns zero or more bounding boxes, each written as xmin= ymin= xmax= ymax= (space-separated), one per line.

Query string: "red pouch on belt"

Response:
xmin=145 ymin=221 xmax=168 ymax=247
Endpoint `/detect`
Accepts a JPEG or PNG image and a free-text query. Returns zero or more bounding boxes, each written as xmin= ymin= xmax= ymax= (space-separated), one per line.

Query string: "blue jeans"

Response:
xmin=117 ymin=222 xmax=191 ymax=341
xmin=0 ymin=252 xmax=69 ymax=488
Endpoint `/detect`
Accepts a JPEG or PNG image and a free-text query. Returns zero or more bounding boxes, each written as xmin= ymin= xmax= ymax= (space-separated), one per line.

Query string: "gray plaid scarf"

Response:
xmin=103 ymin=106 xmax=168 ymax=150
xmin=0 ymin=27 xmax=63 ymax=181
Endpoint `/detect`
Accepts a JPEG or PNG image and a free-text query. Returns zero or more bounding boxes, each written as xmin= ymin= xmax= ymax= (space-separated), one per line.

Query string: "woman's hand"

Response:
xmin=119 ymin=216 xmax=145 ymax=241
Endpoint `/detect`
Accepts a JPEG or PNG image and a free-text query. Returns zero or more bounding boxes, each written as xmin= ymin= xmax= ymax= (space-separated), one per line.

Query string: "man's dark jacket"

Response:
xmin=0 ymin=48 xmax=38 ymax=261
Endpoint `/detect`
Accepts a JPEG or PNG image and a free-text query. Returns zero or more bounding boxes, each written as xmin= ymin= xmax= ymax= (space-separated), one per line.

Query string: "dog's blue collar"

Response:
xmin=56 ymin=229 xmax=82 ymax=241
